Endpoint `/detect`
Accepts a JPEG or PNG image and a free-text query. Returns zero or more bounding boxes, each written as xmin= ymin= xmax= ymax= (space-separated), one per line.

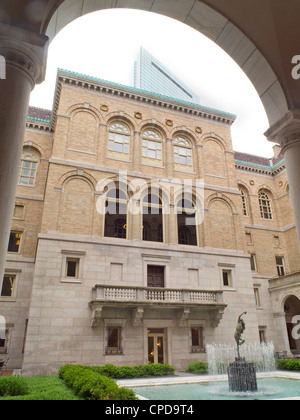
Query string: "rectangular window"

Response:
xmin=66 ymin=258 xmax=79 ymax=279
xmin=222 ymin=270 xmax=232 ymax=287
xmin=259 ymin=328 xmax=266 ymax=344
xmin=254 ymin=288 xmax=261 ymax=307
xmin=1 ymin=276 xmax=16 ymax=298
xmin=191 ymin=327 xmax=204 ymax=352
xmin=13 ymin=204 xmax=25 ymax=220
xmin=276 ymin=257 xmax=285 ymax=277
xmin=7 ymin=232 xmax=22 ymax=253
xmin=106 ymin=327 xmax=122 ymax=355
xmin=250 ymin=254 xmax=257 ymax=272
xmin=0 ymin=334 xmax=5 ymax=349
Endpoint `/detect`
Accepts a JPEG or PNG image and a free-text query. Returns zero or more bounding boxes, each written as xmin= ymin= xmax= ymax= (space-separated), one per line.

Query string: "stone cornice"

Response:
xmin=265 ymin=109 xmax=300 ymax=153
xmin=0 ymin=23 xmax=49 ymax=86
xmin=235 ymin=159 xmax=285 ymax=176
xmin=51 ymin=69 xmax=236 ymax=130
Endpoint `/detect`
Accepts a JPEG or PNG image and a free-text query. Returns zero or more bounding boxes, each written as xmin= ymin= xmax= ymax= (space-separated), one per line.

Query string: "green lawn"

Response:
xmin=0 ymin=375 xmax=82 ymax=400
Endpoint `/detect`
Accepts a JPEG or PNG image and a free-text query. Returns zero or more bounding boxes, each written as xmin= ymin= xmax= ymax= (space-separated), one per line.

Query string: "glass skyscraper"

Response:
xmin=133 ymin=47 xmax=200 ymax=104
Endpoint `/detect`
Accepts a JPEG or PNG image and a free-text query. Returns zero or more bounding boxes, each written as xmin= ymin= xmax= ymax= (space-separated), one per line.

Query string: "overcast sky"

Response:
xmin=30 ymin=9 xmax=275 ymax=157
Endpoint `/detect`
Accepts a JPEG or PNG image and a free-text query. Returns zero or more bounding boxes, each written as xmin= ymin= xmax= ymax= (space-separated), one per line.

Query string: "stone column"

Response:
xmin=0 ymin=24 xmax=48 ymax=281
xmin=265 ymin=110 xmax=300 ymax=246
xmin=132 ymin=130 xmax=141 ymax=172
xmin=165 ymin=138 xmax=174 ymax=178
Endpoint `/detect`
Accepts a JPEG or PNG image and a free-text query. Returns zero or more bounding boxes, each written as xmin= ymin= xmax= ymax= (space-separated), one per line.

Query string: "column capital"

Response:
xmin=265 ymin=109 xmax=300 ymax=152
xmin=0 ymin=23 xmax=49 ymax=87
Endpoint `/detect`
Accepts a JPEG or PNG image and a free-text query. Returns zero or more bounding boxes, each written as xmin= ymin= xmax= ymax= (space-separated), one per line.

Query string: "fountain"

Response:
xmin=207 ymin=312 xmax=277 ymax=394
xmin=227 ymin=312 xmax=258 ymax=392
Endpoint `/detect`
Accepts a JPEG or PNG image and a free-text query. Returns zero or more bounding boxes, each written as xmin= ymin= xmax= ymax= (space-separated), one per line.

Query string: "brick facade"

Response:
xmin=1 ymin=70 xmax=300 ymax=375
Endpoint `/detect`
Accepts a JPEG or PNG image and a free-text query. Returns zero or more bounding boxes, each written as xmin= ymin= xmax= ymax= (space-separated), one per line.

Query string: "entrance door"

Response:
xmin=147 ymin=266 xmax=165 ymax=288
xmin=148 ymin=329 xmax=165 ymax=364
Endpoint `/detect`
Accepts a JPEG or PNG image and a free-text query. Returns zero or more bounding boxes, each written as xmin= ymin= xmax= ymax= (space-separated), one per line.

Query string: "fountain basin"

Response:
xmin=123 ymin=373 xmax=300 ymax=401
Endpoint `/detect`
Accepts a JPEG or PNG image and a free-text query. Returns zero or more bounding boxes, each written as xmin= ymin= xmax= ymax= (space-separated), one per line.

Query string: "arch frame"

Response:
xmin=44 ymin=0 xmax=289 ymax=126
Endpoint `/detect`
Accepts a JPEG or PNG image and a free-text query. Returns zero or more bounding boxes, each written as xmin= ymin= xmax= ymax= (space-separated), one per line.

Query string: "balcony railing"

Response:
xmin=92 ymin=284 xmax=223 ymax=305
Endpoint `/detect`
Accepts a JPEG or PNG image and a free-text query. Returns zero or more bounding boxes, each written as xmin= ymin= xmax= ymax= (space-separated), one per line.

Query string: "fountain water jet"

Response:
xmin=206 ymin=313 xmax=276 ymax=393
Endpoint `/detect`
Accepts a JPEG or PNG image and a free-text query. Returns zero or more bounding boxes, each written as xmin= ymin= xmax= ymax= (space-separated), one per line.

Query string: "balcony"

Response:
xmin=269 ymin=271 xmax=300 ymax=291
xmin=90 ymin=285 xmax=227 ymax=328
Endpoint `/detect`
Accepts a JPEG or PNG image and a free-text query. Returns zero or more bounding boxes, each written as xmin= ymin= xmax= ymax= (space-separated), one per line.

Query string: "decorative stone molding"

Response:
xmin=0 ymin=23 xmax=49 ymax=86
xmin=132 ymin=307 xmax=144 ymax=327
xmin=265 ymin=110 xmax=300 ymax=153
xmin=178 ymin=308 xmax=190 ymax=327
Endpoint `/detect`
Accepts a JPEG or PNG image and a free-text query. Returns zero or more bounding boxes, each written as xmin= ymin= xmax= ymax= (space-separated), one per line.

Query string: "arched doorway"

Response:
xmin=284 ymin=295 xmax=300 ymax=355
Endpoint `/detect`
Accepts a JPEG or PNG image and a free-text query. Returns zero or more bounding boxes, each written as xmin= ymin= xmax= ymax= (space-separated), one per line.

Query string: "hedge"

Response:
xmin=186 ymin=362 xmax=209 ymax=374
xmin=0 ymin=375 xmax=29 ymax=397
xmin=90 ymin=363 xmax=176 ymax=379
xmin=58 ymin=365 xmax=137 ymax=400
xmin=276 ymin=359 xmax=300 ymax=371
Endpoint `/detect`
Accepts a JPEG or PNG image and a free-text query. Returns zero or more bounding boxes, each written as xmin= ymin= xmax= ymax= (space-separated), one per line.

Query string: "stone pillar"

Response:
xmin=132 ymin=131 xmax=141 ymax=172
xmin=165 ymin=138 xmax=174 ymax=178
xmin=0 ymin=24 xmax=48 ymax=281
xmin=265 ymin=110 xmax=300 ymax=246
xmin=273 ymin=312 xmax=292 ymax=356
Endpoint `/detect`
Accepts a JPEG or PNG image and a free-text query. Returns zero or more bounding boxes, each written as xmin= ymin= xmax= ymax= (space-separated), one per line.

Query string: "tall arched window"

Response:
xmin=142 ymin=190 xmax=164 ymax=243
xmin=239 ymin=187 xmax=248 ymax=216
xmin=104 ymin=185 xmax=128 ymax=239
xmin=142 ymin=129 xmax=162 ymax=160
xmin=108 ymin=122 xmax=130 ymax=154
xmin=19 ymin=150 xmax=39 ymax=186
xmin=177 ymin=195 xmax=197 ymax=246
xmin=259 ymin=191 xmax=273 ymax=220
xmin=174 ymin=136 xmax=193 ymax=167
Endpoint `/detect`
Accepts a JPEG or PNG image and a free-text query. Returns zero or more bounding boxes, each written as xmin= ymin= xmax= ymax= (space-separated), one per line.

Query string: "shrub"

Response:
xmin=91 ymin=363 xmax=175 ymax=379
xmin=0 ymin=375 xmax=29 ymax=397
xmin=276 ymin=359 xmax=300 ymax=371
xmin=58 ymin=365 xmax=137 ymax=400
xmin=186 ymin=362 xmax=209 ymax=374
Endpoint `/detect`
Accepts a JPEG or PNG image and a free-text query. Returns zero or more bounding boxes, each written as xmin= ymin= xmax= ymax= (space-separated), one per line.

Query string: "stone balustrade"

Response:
xmin=93 ymin=284 xmax=223 ymax=305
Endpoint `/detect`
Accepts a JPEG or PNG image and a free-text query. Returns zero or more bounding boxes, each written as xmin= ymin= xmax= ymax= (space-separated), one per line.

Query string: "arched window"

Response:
xmin=239 ymin=188 xmax=248 ymax=216
xmin=104 ymin=185 xmax=128 ymax=239
xmin=142 ymin=190 xmax=163 ymax=243
xmin=19 ymin=150 xmax=39 ymax=186
xmin=177 ymin=195 xmax=197 ymax=246
xmin=259 ymin=191 xmax=273 ymax=220
xmin=174 ymin=136 xmax=193 ymax=166
xmin=114 ymin=219 xmax=127 ymax=239
xmin=142 ymin=129 xmax=162 ymax=160
xmin=108 ymin=122 xmax=130 ymax=154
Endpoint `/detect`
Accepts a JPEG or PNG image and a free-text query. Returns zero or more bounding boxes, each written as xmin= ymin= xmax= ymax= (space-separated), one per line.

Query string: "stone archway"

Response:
xmin=1 ymin=0 xmax=300 ymax=285
xmin=284 ymin=295 xmax=300 ymax=355
xmin=44 ymin=0 xmax=288 ymax=127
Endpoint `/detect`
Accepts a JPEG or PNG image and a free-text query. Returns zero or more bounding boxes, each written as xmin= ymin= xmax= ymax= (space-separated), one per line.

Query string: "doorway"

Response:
xmin=147 ymin=329 xmax=166 ymax=364
xmin=147 ymin=266 xmax=165 ymax=288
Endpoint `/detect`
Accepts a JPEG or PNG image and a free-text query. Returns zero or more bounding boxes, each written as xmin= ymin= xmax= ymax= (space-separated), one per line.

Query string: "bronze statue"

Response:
xmin=234 ymin=312 xmax=247 ymax=359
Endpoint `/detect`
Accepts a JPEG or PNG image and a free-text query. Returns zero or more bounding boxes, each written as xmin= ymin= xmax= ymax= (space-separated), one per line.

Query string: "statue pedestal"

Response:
xmin=228 ymin=358 xmax=258 ymax=392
